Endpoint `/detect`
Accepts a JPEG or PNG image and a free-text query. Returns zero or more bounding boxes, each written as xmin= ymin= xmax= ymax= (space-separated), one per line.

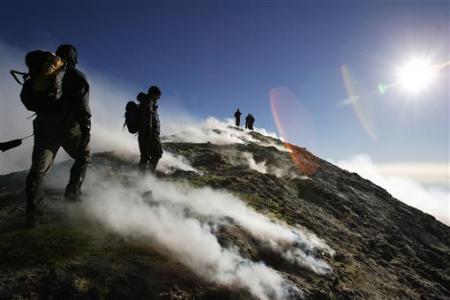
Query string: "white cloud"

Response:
xmin=375 ymin=162 xmax=449 ymax=185
xmin=335 ymin=154 xmax=450 ymax=225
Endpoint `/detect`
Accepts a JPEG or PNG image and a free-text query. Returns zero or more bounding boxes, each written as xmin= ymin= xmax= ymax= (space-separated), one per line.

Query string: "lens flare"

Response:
xmin=270 ymin=87 xmax=319 ymax=176
xmin=378 ymin=84 xmax=388 ymax=95
xmin=341 ymin=65 xmax=377 ymax=140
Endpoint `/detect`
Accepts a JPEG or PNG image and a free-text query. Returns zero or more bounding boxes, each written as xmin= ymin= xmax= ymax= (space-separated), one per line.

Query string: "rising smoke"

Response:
xmin=72 ymin=168 xmax=333 ymax=299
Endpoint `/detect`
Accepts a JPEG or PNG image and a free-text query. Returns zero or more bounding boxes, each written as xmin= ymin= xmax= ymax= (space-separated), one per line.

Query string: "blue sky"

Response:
xmin=0 ymin=0 xmax=448 ymax=163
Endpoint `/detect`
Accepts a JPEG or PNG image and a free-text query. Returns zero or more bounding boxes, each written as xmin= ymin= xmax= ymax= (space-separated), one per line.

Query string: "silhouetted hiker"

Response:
xmin=137 ymin=86 xmax=163 ymax=172
xmin=249 ymin=114 xmax=255 ymax=130
xmin=245 ymin=113 xmax=255 ymax=130
xmin=234 ymin=109 xmax=242 ymax=127
xmin=21 ymin=44 xmax=91 ymax=227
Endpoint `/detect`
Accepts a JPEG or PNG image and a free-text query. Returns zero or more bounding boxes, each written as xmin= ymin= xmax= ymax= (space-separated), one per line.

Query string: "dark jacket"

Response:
xmin=138 ymin=99 xmax=160 ymax=137
xmin=61 ymin=67 xmax=91 ymax=127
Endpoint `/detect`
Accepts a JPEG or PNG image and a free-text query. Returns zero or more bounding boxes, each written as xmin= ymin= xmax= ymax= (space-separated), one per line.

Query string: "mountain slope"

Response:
xmin=0 ymin=127 xmax=449 ymax=299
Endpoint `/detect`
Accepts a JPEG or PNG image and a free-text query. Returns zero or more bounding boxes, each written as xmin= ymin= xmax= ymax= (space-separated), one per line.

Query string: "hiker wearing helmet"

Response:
xmin=137 ymin=86 xmax=163 ymax=172
xmin=23 ymin=44 xmax=91 ymax=227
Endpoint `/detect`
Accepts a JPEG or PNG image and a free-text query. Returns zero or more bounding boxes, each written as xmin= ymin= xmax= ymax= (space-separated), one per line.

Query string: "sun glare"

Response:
xmin=397 ymin=58 xmax=436 ymax=95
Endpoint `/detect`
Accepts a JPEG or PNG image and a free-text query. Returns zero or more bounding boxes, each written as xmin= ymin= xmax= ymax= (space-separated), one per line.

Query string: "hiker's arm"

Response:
xmin=152 ymin=109 xmax=160 ymax=137
xmin=77 ymin=76 xmax=91 ymax=152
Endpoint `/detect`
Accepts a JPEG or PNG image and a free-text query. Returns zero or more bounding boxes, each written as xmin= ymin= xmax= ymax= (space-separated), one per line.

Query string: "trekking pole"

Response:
xmin=0 ymin=134 xmax=34 ymax=152
xmin=9 ymin=70 xmax=29 ymax=86
xmin=21 ymin=133 xmax=34 ymax=141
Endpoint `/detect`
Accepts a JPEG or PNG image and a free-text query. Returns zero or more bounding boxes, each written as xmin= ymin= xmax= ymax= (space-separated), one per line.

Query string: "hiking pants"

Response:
xmin=138 ymin=133 xmax=163 ymax=172
xmin=26 ymin=118 xmax=90 ymax=212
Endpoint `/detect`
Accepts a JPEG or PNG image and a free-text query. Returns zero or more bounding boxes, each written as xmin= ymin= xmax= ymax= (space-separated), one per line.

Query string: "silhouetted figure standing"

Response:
xmin=245 ymin=113 xmax=255 ymax=130
xmin=22 ymin=44 xmax=91 ymax=227
xmin=234 ymin=109 xmax=242 ymax=127
xmin=249 ymin=114 xmax=255 ymax=130
xmin=137 ymin=86 xmax=163 ymax=172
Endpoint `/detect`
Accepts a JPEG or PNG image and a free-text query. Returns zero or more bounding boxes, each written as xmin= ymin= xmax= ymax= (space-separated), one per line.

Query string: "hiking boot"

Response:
xmin=64 ymin=187 xmax=82 ymax=202
xmin=25 ymin=211 xmax=38 ymax=228
xmin=25 ymin=200 xmax=43 ymax=228
xmin=138 ymin=162 xmax=149 ymax=172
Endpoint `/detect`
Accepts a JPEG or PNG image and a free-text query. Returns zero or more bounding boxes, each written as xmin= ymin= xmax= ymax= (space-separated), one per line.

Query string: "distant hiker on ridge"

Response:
xmin=21 ymin=44 xmax=91 ymax=227
xmin=234 ymin=108 xmax=242 ymax=127
xmin=124 ymin=86 xmax=163 ymax=172
xmin=249 ymin=114 xmax=255 ymax=130
xmin=245 ymin=113 xmax=255 ymax=130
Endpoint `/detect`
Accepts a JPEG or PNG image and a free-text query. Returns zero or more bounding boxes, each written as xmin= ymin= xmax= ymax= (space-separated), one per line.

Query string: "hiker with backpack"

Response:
xmin=20 ymin=44 xmax=91 ymax=227
xmin=125 ymin=86 xmax=163 ymax=172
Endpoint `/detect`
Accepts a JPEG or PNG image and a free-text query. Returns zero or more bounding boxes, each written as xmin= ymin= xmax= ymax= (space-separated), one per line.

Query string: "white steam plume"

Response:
xmin=240 ymin=152 xmax=301 ymax=179
xmin=163 ymin=117 xmax=257 ymax=145
xmin=242 ymin=152 xmax=268 ymax=174
xmin=77 ymin=170 xmax=320 ymax=299
xmin=158 ymin=151 xmax=199 ymax=174
xmin=60 ymin=167 xmax=335 ymax=299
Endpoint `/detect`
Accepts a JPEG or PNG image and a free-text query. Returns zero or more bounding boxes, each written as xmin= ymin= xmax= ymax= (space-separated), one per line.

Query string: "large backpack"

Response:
xmin=19 ymin=50 xmax=66 ymax=112
xmin=124 ymin=101 xmax=139 ymax=134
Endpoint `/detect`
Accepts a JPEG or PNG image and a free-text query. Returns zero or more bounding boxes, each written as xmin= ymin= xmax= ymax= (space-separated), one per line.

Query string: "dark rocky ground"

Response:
xmin=0 ymin=128 xmax=449 ymax=299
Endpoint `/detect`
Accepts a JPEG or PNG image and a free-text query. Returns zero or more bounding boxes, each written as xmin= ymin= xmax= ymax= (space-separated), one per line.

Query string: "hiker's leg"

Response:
xmin=62 ymin=125 xmax=90 ymax=198
xmin=138 ymin=134 xmax=151 ymax=168
xmin=148 ymin=136 xmax=163 ymax=172
xmin=26 ymin=133 xmax=59 ymax=224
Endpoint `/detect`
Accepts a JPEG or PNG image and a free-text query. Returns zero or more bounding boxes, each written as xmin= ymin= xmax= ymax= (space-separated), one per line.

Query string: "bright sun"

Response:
xmin=397 ymin=58 xmax=436 ymax=95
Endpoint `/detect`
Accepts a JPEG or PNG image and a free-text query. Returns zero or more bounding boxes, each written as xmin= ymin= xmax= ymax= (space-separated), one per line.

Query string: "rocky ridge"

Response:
xmin=0 ymin=127 xmax=449 ymax=299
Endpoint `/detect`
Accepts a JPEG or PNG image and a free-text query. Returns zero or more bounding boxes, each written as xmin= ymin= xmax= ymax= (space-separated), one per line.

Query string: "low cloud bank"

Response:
xmin=69 ymin=169 xmax=334 ymax=299
xmin=336 ymin=154 xmax=450 ymax=225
